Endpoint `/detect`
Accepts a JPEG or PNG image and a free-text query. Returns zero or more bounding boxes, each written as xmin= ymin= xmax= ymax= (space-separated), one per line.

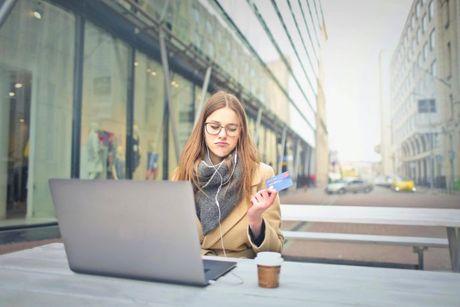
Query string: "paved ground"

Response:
xmin=280 ymin=186 xmax=460 ymax=271
xmin=0 ymin=239 xmax=62 ymax=255
xmin=282 ymin=186 xmax=460 ymax=208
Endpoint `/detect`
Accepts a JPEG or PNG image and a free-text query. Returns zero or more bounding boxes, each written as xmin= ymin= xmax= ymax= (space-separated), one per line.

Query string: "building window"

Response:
xmin=428 ymin=1 xmax=434 ymax=21
xmin=423 ymin=43 xmax=428 ymax=61
xmin=429 ymin=29 xmax=435 ymax=50
xmin=133 ymin=54 xmax=165 ymax=181
xmin=417 ymin=99 xmax=436 ymax=113
xmin=80 ymin=22 xmax=130 ymax=180
xmin=444 ymin=0 xmax=450 ymax=28
xmin=447 ymin=42 xmax=452 ymax=79
xmin=422 ymin=14 xmax=428 ymax=32
xmin=168 ymin=75 xmax=194 ymax=175
xmin=416 ymin=0 xmax=421 ymax=18
xmin=417 ymin=28 xmax=422 ymax=44
xmin=0 ymin=1 xmax=75 ymax=225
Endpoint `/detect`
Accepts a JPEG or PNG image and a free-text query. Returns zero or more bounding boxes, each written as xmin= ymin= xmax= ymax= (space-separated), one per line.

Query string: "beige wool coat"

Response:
xmin=172 ymin=162 xmax=284 ymax=258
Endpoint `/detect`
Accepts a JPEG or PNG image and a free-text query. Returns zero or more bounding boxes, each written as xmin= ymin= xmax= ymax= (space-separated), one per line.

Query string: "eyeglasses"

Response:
xmin=204 ymin=122 xmax=240 ymax=137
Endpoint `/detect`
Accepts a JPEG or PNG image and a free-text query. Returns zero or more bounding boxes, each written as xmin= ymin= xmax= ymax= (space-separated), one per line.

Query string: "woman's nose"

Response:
xmin=218 ymin=127 xmax=227 ymax=137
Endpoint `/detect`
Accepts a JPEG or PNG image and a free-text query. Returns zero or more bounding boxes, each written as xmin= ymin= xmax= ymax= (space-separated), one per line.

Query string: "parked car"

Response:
xmin=346 ymin=179 xmax=374 ymax=193
xmin=325 ymin=179 xmax=373 ymax=194
xmin=391 ymin=176 xmax=416 ymax=192
xmin=325 ymin=180 xmax=347 ymax=194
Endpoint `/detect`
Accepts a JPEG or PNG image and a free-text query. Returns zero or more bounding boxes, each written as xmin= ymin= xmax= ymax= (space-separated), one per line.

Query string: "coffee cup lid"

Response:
xmin=255 ymin=252 xmax=283 ymax=266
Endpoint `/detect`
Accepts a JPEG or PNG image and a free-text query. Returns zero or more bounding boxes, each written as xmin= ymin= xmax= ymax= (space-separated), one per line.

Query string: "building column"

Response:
xmin=422 ymin=158 xmax=427 ymax=186
xmin=0 ymin=70 xmax=10 ymax=220
xmin=417 ymin=160 xmax=423 ymax=184
xmin=427 ymin=156 xmax=433 ymax=188
xmin=194 ymin=66 xmax=212 ymax=125
xmin=455 ymin=128 xmax=460 ymax=190
xmin=404 ymin=162 xmax=409 ymax=178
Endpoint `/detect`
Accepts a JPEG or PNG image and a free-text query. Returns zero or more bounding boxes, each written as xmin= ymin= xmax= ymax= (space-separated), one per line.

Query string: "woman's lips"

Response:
xmin=215 ymin=142 xmax=228 ymax=147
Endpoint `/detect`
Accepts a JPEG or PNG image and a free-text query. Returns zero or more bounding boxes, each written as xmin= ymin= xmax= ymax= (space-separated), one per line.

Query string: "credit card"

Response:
xmin=265 ymin=171 xmax=293 ymax=192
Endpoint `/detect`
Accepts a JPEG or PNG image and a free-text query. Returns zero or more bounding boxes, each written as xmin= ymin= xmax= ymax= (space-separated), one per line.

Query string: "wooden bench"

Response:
xmin=283 ymin=230 xmax=449 ymax=270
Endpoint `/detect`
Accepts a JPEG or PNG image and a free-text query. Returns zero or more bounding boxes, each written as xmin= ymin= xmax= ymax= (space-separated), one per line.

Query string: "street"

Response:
xmin=280 ymin=187 xmax=460 ymax=271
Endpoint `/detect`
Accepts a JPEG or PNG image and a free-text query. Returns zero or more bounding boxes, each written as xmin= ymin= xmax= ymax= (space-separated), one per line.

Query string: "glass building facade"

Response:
xmin=0 ymin=0 xmax=325 ymax=228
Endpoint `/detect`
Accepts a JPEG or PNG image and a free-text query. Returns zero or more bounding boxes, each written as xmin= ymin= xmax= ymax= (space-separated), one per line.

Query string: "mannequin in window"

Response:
xmin=112 ymin=145 xmax=125 ymax=180
xmin=145 ymin=141 xmax=159 ymax=180
xmin=132 ymin=124 xmax=141 ymax=173
xmin=86 ymin=122 xmax=103 ymax=179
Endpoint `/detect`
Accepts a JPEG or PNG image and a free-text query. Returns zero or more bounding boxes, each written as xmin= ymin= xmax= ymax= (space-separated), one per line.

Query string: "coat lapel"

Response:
xmin=202 ymin=166 xmax=263 ymax=248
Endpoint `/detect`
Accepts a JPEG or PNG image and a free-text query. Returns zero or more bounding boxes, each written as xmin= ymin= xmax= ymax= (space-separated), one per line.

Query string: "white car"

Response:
xmin=325 ymin=179 xmax=374 ymax=194
xmin=325 ymin=180 xmax=347 ymax=194
xmin=374 ymin=175 xmax=393 ymax=188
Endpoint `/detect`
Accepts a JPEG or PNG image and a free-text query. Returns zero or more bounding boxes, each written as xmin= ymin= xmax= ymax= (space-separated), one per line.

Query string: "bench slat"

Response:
xmin=283 ymin=231 xmax=449 ymax=248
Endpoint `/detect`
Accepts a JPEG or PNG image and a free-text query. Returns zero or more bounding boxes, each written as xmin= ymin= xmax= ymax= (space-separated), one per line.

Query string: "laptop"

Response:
xmin=49 ymin=179 xmax=236 ymax=286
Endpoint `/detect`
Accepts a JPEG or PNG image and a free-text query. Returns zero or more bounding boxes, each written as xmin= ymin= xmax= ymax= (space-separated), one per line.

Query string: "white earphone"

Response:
xmin=201 ymin=147 xmax=244 ymax=284
xmin=202 ymin=147 xmax=238 ymax=257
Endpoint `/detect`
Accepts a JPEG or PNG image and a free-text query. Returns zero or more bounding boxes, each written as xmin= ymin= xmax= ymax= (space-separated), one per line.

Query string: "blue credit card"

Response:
xmin=265 ymin=171 xmax=293 ymax=192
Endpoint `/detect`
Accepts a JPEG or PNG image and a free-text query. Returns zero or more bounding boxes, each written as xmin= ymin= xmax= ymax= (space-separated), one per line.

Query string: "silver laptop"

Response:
xmin=49 ymin=179 xmax=236 ymax=286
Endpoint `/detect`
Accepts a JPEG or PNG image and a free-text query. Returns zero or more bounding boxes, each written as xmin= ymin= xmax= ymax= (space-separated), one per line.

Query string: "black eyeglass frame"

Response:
xmin=204 ymin=122 xmax=240 ymax=136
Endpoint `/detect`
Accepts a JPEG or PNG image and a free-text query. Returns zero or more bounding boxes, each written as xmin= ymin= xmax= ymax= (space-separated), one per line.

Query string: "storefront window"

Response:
xmin=80 ymin=22 xmax=129 ymax=180
xmin=132 ymin=53 xmax=164 ymax=181
xmin=168 ymin=75 xmax=194 ymax=175
xmin=284 ymin=137 xmax=295 ymax=173
xmin=0 ymin=0 xmax=74 ymax=225
xmin=194 ymin=85 xmax=210 ymax=121
xmin=267 ymin=129 xmax=277 ymax=168
xmin=259 ymin=125 xmax=266 ymax=160
xmin=247 ymin=116 xmax=255 ymax=147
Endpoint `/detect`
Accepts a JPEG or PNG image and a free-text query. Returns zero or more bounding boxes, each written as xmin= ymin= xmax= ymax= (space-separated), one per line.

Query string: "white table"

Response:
xmin=1 ymin=243 xmax=460 ymax=306
xmin=281 ymin=204 xmax=460 ymax=272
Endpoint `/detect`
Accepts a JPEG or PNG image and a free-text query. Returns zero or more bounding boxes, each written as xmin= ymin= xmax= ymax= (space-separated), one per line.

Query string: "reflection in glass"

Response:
xmin=168 ymin=75 xmax=194 ymax=175
xmin=80 ymin=22 xmax=129 ymax=180
xmin=132 ymin=53 xmax=164 ymax=181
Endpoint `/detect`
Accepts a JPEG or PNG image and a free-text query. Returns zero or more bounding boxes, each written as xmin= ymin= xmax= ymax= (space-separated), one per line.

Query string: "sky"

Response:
xmin=322 ymin=0 xmax=412 ymax=162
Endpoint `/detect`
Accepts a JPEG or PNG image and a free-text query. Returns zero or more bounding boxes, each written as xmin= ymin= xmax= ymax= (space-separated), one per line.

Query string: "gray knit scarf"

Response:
xmin=195 ymin=151 xmax=242 ymax=235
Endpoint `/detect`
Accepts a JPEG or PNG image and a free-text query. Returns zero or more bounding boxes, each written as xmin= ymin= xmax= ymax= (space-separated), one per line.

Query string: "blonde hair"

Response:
xmin=175 ymin=90 xmax=259 ymax=201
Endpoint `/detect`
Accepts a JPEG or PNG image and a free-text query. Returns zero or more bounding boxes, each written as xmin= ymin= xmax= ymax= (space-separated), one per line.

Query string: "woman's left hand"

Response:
xmin=247 ymin=188 xmax=278 ymax=237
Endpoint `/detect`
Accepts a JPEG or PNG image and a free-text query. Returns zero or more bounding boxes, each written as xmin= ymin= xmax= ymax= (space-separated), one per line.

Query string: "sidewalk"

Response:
xmin=281 ymin=186 xmax=460 ymax=208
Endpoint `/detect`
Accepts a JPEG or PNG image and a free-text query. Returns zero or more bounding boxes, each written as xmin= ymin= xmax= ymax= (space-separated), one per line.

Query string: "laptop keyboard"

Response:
xmin=202 ymin=259 xmax=236 ymax=281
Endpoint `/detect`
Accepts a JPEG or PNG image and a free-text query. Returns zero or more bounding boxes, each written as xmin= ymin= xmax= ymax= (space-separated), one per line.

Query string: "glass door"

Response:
xmin=0 ymin=71 xmax=31 ymax=220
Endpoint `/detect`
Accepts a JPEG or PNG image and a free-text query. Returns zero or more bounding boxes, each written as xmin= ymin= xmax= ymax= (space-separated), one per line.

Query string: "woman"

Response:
xmin=172 ymin=90 xmax=283 ymax=258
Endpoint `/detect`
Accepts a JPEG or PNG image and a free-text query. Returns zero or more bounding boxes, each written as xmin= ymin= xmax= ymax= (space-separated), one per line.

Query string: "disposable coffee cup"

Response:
xmin=255 ymin=252 xmax=283 ymax=288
